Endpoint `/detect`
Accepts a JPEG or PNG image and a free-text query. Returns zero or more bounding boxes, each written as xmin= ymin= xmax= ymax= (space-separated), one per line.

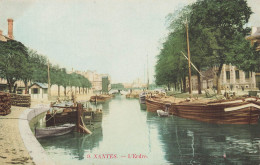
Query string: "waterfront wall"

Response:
xmin=19 ymin=105 xmax=55 ymax=165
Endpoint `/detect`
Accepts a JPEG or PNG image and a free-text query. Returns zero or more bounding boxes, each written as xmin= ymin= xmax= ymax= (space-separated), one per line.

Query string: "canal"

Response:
xmin=32 ymin=95 xmax=260 ymax=165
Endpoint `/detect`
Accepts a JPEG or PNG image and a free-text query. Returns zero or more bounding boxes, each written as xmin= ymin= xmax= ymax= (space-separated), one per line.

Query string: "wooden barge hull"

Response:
xmin=46 ymin=110 xmax=102 ymax=127
xmin=146 ymin=98 xmax=260 ymax=124
xmin=173 ymin=102 xmax=260 ymax=124
xmin=146 ymin=99 xmax=164 ymax=112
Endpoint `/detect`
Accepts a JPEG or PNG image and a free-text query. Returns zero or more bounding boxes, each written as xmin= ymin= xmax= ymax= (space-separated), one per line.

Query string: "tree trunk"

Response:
xmin=197 ymin=72 xmax=202 ymax=94
xmin=217 ymin=63 xmax=224 ymax=94
xmin=58 ymin=85 xmax=60 ymax=97
xmin=13 ymin=84 xmax=17 ymax=93
xmin=64 ymin=86 xmax=67 ymax=96
xmin=24 ymin=81 xmax=28 ymax=94
xmin=182 ymin=77 xmax=187 ymax=93
xmin=180 ymin=80 xmax=183 ymax=92
xmin=79 ymin=87 xmax=81 ymax=94
xmin=7 ymin=79 xmax=14 ymax=93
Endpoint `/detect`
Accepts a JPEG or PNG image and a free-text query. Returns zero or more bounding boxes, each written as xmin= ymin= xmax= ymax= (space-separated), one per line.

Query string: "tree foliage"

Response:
xmin=155 ymin=0 xmax=256 ymax=93
xmin=0 ymin=40 xmax=29 ymax=92
xmin=0 ymin=43 xmax=91 ymax=94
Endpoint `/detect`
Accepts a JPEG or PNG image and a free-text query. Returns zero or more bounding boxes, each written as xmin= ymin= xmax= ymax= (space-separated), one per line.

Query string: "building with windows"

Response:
xmin=29 ymin=82 xmax=48 ymax=99
xmin=220 ymin=64 xmax=255 ymax=89
xmin=187 ymin=64 xmax=256 ymax=91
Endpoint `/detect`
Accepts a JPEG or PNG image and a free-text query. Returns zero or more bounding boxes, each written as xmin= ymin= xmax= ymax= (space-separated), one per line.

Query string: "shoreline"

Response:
xmin=0 ymin=93 xmax=92 ymax=165
xmin=19 ymin=104 xmax=54 ymax=165
xmin=0 ymin=105 xmax=36 ymax=165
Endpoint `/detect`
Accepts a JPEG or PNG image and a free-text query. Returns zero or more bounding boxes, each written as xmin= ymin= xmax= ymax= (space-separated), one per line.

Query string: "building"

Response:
xmin=29 ymin=82 xmax=48 ymax=99
xmin=246 ymin=26 xmax=260 ymax=51
xmin=73 ymin=70 xmax=111 ymax=91
xmin=187 ymin=64 xmax=256 ymax=91
xmin=246 ymin=26 xmax=260 ymax=89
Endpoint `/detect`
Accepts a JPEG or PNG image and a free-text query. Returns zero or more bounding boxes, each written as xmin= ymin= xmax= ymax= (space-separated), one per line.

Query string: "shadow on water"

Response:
xmin=38 ymin=128 xmax=103 ymax=160
xmin=147 ymin=113 xmax=260 ymax=165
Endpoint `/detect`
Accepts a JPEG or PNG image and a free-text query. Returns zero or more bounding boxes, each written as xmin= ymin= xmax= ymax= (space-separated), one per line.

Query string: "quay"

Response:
xmin=0 ymin=100 xmax=51 ymax=165
xmin=0 ymin=93 xmax=93 ymax=165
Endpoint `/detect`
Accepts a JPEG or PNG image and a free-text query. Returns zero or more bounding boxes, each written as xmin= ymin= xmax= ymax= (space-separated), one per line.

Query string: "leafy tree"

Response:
xmin=188 ymin=0 xmax=252 ymax=94
xmin=156 ymin=0 xmax=253 ymax=94
xmin=30 ymin=51 xmax=48 ymax=84
xmin=0 ymin=40 xmax=29 ymax=93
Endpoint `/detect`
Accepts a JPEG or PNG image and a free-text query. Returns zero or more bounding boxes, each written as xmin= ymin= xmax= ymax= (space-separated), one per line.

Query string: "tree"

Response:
xmin=30 ymin=52 xmax=48 ymax=84
xmin=188 ymin=0 xmax=252 ymax=94
xmin=0 ymin=40 xmax=29 ymax=93
xmin=157 ymin=0 xmax=254 ymax=94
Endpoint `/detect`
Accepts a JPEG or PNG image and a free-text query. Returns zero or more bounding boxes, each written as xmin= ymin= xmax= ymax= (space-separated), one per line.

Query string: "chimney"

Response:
xmin=0 ymin=30 xmax=2 ymax=35
xmin=7 ymin=18 xmax=14 ymax=39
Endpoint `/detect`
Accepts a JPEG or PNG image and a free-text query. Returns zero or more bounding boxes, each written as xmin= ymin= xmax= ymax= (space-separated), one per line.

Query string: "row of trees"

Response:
xmin=0 ymin=40 xmax=92 ymax=96
xmin=155 ymin=0 xmax=260 ymax=94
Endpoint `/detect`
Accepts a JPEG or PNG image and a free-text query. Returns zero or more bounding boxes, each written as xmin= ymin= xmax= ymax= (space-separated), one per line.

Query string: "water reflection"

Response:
xmin=152 ymin=114 xmax=260 ymax=164
xmin=35 ymin=95 xmax=260 ymax=165
xmin=38 ymin=128 xmax=103 ymax=160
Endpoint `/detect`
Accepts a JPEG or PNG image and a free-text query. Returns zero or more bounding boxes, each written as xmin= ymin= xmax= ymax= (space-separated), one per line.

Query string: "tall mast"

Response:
xmin=147 ymin=54 xmax=149 ymax=90
xmin=48 ymin=60 xmax=51 ymax=99
xmin=186 ymin=18 xmax=192 ymax=95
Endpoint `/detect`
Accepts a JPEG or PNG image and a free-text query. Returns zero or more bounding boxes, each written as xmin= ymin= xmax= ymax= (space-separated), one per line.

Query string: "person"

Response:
xmin=230 ymin=84 xmax=233 ymax=91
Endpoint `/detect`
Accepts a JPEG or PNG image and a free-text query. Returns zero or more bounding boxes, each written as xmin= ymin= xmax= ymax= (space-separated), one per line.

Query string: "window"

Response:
xmin=226 ymin=71 xmax=230 ymax=79
xmin=245 ymin=71 xmax=250 ymax=79
xmin=235 ymin=70 xmax=239 ymax=79
xmin=32 ymin=88 xmax=39 ymax=94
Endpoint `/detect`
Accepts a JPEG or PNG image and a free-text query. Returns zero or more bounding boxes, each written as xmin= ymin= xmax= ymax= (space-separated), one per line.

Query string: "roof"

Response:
xmin=30 ymin=82 xmax=48 ymax=89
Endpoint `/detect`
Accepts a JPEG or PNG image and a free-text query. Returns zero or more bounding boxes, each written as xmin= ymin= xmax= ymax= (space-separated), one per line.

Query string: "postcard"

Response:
xmin=0 ymin=0 xmax=259 ymax=164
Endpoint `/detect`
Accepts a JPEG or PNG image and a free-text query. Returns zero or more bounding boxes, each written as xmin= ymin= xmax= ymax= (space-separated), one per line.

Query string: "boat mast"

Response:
xmin=147 ymin=54 xmax=149 ymax=90
xmin=48 ymin=60 xmax=51 ymax=99
xmin=186 ymin=18 xmax=192 ymax=95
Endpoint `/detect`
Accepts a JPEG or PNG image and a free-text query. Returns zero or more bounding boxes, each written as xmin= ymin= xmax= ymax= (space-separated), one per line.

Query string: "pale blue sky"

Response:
xmin=0 ymin=0 xmax=259 ymax=83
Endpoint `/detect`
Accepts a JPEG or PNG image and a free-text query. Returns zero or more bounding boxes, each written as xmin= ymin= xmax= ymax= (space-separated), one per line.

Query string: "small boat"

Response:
xmin=139 ymin=92 xmax=146 ymax=104
xmin=157 ymin=103 xmax=171 ymax=117
xmin=35 ymin=124 xmax=75 ymax=138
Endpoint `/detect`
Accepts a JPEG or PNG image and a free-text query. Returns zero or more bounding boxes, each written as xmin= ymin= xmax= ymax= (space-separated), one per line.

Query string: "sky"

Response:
xmin=0 ymin=0 xmax=259 ymax=83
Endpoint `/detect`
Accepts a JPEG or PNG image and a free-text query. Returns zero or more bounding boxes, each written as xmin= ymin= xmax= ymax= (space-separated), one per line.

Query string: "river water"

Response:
xmin=33 ymin=95 xmax=260 ymax=165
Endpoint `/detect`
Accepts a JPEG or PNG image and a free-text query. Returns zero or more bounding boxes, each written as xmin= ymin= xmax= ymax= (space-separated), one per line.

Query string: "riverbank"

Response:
xmin=0 ymin=93 xmax=93 ymax=165
xmin=0 ymin=106 xmax=35 ymax=164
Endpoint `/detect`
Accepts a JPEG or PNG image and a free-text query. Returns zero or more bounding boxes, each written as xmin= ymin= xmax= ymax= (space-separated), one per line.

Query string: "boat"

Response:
xmin=157 ymin=103 xmax=171 ymax=117
xmin=146 ymin=97 xmax=165 ymax=112
xmin=139 ymin=92 xmax=147 ymax=110
xmin=46 ymin=106 xmax=103 ymax=127
xmin=35 ymin=124 xmax=75 ymax=138
xmin=147 ymin=97 xmax=260 ymax=124
xmin=90 ymin=95 xmax=112 ymax=102
xmin=139 ymin=92 xmax=146 ymax=104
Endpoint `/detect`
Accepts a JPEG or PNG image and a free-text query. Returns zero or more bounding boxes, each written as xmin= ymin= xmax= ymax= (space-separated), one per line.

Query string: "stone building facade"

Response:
xmin=73 ymin=70 xmax=111 ymax=91
xmin=188 ymin=64 xmax=256 ymax=91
